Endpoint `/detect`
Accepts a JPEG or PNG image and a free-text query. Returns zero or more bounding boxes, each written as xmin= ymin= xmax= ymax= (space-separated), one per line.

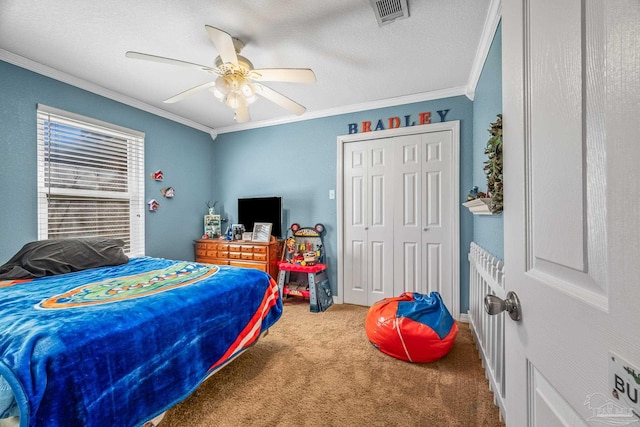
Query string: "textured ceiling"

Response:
xmin=0 ymin=0 xmax=492 ymax=133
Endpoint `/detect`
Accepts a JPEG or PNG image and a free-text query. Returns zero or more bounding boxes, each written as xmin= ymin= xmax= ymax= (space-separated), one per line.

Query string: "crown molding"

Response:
xmin=465 ymin=0 xmax=502 ymax=101
xmin=2 ymin=48 xmax=473 ymax=136
xmin=215 ymin=86 xmax=468 ymax=134
xmin=0 ymin=49 xmax=215 ymax=134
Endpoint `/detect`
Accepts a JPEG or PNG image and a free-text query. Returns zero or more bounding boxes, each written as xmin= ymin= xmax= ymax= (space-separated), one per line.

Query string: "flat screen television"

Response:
xmin=237 ymin=196 xmax=283 ymax=238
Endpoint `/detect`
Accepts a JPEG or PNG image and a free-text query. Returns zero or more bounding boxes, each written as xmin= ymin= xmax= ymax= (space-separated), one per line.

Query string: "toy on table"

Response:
xmin=277 ymin=223 xmax=332 ymax=312
xmin=281 ymin=223 xmax=325 ymax=266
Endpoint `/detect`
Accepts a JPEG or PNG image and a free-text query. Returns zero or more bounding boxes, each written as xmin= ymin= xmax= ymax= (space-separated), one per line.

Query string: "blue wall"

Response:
xmin=0 ymin=60 xmax=215 ymax=262
xmin=471 ymin=22 xmax=504 ymax=260
xmin=0 ymin=53 xmax=500 ymax=314
xmin=213 ymin=97 xmax=474 ymax=311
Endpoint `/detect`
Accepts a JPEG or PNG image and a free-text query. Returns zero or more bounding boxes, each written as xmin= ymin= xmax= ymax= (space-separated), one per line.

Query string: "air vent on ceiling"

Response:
xmin=370 ymin=0 xmax=409 ymax=26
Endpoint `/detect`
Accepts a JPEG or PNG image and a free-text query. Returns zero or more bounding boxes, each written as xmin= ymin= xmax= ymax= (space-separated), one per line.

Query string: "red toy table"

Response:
xmin=277 ymin=261 xmax=331 ymax=312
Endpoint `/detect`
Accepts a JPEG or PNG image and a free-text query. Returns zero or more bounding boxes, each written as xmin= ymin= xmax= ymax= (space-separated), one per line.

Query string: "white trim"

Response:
xmin=215 ymin=86 xmax=468 ymax=134
xmin=336 ymin=121 xmax=461 ymax=319
xmin=465 ymin=0 xmax=502 ymax=100
xmin=4 ymin=24 xmax=489 ymax=135
xmin=1 ymin=48 xmax=468 ymax=135
xmin=0 ymin=49 xmax=214 ymax=134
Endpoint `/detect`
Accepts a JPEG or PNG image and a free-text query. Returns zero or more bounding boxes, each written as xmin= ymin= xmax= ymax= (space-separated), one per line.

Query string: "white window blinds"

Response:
xmin=37 ymin=104 xmax=145 ymax=256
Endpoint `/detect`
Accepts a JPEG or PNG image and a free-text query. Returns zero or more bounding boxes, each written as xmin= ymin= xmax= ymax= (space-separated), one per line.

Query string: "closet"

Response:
xmin=338 ymin=122 xmax=459 ymax=315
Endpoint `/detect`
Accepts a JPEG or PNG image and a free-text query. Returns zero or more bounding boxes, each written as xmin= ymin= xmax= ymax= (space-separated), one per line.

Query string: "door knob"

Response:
xmin=484 ymin=291 xmax=522 ymax=321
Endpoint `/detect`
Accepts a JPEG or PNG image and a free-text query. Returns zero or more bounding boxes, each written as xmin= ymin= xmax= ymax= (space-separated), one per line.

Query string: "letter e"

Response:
xmin=419 ymin=112 xmax=431 ymax=125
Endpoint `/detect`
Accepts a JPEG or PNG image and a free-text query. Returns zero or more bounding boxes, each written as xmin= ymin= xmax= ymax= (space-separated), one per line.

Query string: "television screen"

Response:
xmin=237 ymin=196 xmax=282 ymax=238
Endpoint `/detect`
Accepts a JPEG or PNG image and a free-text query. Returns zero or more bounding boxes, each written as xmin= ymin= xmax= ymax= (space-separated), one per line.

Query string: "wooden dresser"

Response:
xmin=194 ymin=238 xmax=283 ymax=280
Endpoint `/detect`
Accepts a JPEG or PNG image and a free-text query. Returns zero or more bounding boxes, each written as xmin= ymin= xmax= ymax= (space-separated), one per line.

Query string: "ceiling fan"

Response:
xmin=126 ymin=25 xmax=316 ymax=123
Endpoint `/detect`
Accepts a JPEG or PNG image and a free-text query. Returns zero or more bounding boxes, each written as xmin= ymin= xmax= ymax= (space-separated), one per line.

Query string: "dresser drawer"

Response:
xmin=195 ymin=239 xmax=282 ymax=281
xmin=229 ymin=261 xmax=267 ymax=272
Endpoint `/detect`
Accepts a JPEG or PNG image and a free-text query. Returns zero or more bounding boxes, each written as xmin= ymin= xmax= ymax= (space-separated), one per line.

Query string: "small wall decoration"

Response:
xmin=161 ymin=187 xmax=175 ymax=198
xmin=148 ymin=199 xmax=160 ymax=212
xmin=151 ymin=170 xmax=164 ymax=181
xmin=483 ymin=114 xmax=503 ymax=214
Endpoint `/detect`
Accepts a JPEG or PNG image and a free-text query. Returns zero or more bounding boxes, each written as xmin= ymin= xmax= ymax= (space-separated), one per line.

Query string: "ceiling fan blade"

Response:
xmin=126 ymin=51 xmax=215 ymax=73
xmin=251 ymin=68 xmax=317 ymax=84
xmin=163 ymin=81 xmax=216 ymax=103
xmin=205 ymin=25 xmax=239 ymax=67
xmin=234 ymin=104 xmax=251 ymax=123
xmin=255 ymin=84 xmax=307 ymax=116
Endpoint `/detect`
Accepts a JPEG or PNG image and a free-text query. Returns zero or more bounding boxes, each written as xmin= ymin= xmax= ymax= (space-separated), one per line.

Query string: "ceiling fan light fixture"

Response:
xmin=210 ymin=86 xmax=225 ymax=101
xmin=225 ymin=92 xmax=249 ymax=110
xmin=214 ymin=76 xmax=231 ymax=94
xmin=239 ymin=80 xmax=255 ymax=98
xmin=128 ymin=26 xmax=314 ymax=123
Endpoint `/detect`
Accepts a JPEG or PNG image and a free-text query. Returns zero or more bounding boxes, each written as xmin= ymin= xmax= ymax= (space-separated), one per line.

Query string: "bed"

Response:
xmin=0 ymin=238 xmax=283 ymax=427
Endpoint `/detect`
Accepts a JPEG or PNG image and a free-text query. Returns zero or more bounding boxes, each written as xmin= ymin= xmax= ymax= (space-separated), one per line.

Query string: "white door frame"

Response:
xmin=336 ymin=121 xmax=460 ymax=319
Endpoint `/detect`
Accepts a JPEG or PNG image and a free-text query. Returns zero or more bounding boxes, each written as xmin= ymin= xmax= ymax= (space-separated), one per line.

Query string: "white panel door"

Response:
xmin=343 ymin=142 xmax=368 ymax=306
xmin=343 ymin=139 xmax=395 ymax=306
xmin=393 ymin=134 xmax=423 ymax=294
xmin=393 ymin=131 xmax=452 ymax=305
xmin=502 ymin=0 xmax=640 ymax=425
xmin=421 ymin=131 xmax=452 ymax=304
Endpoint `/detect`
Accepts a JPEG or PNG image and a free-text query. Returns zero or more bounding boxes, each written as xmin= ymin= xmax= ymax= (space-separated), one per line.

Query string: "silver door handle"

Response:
xmin=423 ymin=227 xmax=429 ymax=231
xmin=485 ymin=291 xmax=522 ymax=321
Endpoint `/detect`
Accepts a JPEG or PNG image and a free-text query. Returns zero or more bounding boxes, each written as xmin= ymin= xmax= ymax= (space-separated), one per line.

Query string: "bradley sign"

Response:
xmin=347 ymin=109 xmax=450 ymax=134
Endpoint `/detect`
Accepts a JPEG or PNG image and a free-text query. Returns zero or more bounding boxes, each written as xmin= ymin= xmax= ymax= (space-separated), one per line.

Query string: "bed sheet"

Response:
xmin=0 ymin=257 xmax=282 ymax=427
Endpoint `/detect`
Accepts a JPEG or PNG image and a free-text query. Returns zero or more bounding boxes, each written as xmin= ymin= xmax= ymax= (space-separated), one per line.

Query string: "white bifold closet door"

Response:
xmin=342 ymin=129 xmax=453 ymax=308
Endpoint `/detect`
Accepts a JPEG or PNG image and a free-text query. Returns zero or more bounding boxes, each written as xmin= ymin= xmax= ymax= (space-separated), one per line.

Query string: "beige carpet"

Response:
xmin=161 ymin=299 xmax=504 ymax=427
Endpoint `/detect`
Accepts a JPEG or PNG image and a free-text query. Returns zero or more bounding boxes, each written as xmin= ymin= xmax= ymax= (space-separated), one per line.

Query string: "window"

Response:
xmin=37 ymin=104 xmax=145 ymax=256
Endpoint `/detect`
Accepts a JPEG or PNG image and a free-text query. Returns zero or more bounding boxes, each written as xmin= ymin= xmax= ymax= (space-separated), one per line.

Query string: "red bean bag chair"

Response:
xmin=365 ymin=292 xmax=458 ymax=362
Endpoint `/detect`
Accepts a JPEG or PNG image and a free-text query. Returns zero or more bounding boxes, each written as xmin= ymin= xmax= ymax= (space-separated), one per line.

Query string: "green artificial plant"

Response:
xmin=483 ymin=114 xmax=503 ymax=214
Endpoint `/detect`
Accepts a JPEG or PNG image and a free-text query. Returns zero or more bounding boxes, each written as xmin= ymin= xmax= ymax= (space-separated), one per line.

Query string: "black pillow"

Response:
xmin=0 ymin=238 xmax=129 ymax=280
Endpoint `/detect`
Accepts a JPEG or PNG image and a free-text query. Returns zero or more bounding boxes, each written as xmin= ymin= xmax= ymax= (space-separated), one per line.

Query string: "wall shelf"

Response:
xmin=463 ymin=198 xmax=495 ymax=215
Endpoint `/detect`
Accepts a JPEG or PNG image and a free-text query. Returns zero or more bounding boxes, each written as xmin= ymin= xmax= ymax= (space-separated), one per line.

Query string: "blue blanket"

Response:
xmin=0 ymin=257 xmax=283 ymax=426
